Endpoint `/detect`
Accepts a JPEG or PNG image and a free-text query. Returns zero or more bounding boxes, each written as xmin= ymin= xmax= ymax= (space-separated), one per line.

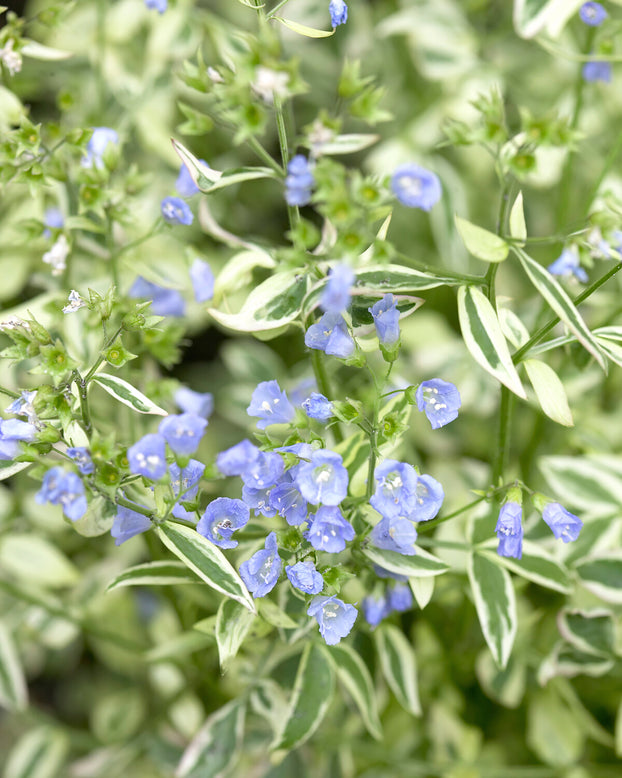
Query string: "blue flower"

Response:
xmin=239 ymin=531 xmax=282 ymax=598
xmin=409 ymin=474 xmax=444 ymax=522
xmin=35 ymin=466 xmax=67 ymax=505
xmin=175 ymin=159 xmax=207 ymax=196
xmin=547 ymin=247 xmax=588 ymax=283
xmin=370 ymin=460 xmax=418 ymax=519
xmin=269 ymin=476 xmax=308 ymax=526
xmin=542 ymin=502 xmax=583 ymax=543
xmin=159 ymin=413 xmax=207 ymax=457
xmin=145 ymin=0 xmax=167 ymax=14
xmin=295 ymin=449 xmax=348 ymax=506
xmin=43 ymin=208 xmax=64 ymax=238
xmin=495 ymin=502 xmax=523 ymax=559
xmin=0 ymin=418 xmax=37 ymax=460
xmin=216 ymin=439 xmax=260 ymax=476
xmin=305 ymin=506 xmax=355 ymax=552
xmin=111 ymin=505 xmax=152 ymax=546
xmin=242 ymin=484 xmax=278 ymax=518
xmin=391 ymin=164 xmax=442 ymax=211
xmin=362 ymin=594 xmax=390 ymax=628
xmin=305 ymin=311 xmax=355 ymax=358
xmin=388 ymin=583 xmax=413 ymax=612
xmin=415 ymin=379 xmax=461 ymax=429
xmin=580 ymin=2 xmax=607 ymax=26
xmin=161 ymin=196 xmax=193 ymax=226
xmin=5 ymin=390 xmax=37 ymax=424
xmin=36 ymin=467 xmax=87 ymax=521
xmin=240 ymin=450 xmax=285 ymax=489
xmin=369 ymin=294 xmax=400 ymax=344
xmin=247 ymin=380 xmax=296 ymax=429
xmin=302 ymin=392 xmax=333 ymax=422
xmin=197 ymin=497 xmax=249 ymax=549
xmin=370 ymin=516 xmax=417 ymax=556
xmin=582 ymin=61 xmax=612 ymax=83
xmin=127 ymin=433 xmax=167 ymax=480
xmin=286 ymin=560 xmax=324 ymax=594
xmin=67 ymin=447 xmax=95 ymax=475
xmin=82 ymin=127 xmax=119 ymax=169
xmin=128 ymin=276 xmax=186 ymax=317
xmin=329 ymin=0 xmax=348 ymax=27
xmin=175 ymin=387 xmax=214 ymax=419
xmin=321 ymin=264 xmax=355 ymax=314
xmin=169 ymin=459 xmax=205 ymax=518
xmin=190 ymin=259 xmax=214 ymax=303
xmin=307 ymin=595 xmax=357 ymax=645
xmin=285 ymin=154 xmax=314 ymax=206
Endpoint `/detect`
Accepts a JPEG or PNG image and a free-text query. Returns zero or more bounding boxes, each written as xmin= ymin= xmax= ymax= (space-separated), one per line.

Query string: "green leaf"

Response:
xmin=539 ymin=454 xmax=622 ymax=516
xmin=91 ymin=689 xmax=145 ymax=744
xmin=514 ymin=248 xmax=607 ymax=370
xmin=362 ymin=545 xmax=450 ymax=578
xmin=157 ymin=521 xmax=255 ymax=613
xmin=21 ymin=40 xmax=73 ymax=60
xmin=538 ymin=641 xmax=615 ymax=684
xmin=106 ymin=561 xmax=201 ymax=592
xmin=177 ymin=700 xmax=246 ymax=778
xmin=214 ymin=249 xmax=275 ymax=298
xmin=513 ymin=0 xmax=584 ymax=39
xmin=312 ymin=133 xmax=380 ymax=155
xmin=499 ymin=307 xmax=530 ymax=349
xmin=575 ymin=552 xmax=622 ymax=604
xmin=257 ymin=598 xmax=298 ymax=629
xmin=215 ymin=599 xmax=256 ymax=671
xmin=209 ymin=270 xmax=307 ymax=334
xmin=0 ymin=460 xmax=31 ymax=481
xmin=476 ymin=651 xmax=526 ymax=709
xmin=201 ymin=166 xmax=280 ymax=194
xmin=374 ymin=623 xmax=421 ymax=716
xmin=271 ymin=643 xmax=335 ymax=751
xmin=509 ymin=191 xmax=527 ymax=243
xmin=0 ymin=535 xmax=79 ymax=589
xmin=455 ymin=216 xmax=509 ymax=263
xmin=409 ymin=576 xmax=435 ymax=609
xmin=479 ymin=540 xmax=572 ymax=593
xmin=0 ymin=622 xmax=27 ymax=712
xmin=3 ymin=727 xmax=69 ymax=778
xmin=273 ymin=17 xmax=335 ymax=38
xmin=329 ymin=643 xmax=383 ymax=740
xmin=457 ymin=286 xmax=527 ymax=398
xmin=355 ymin=263 xmax=462 ymax=293
xmin=468 ymin=552 xmax=517 ymax=669
xmin=171 ymin=138 xmax=221 ymax=190
xmin=557 ymin=609 xmax=616 ymax=658
xmin=526 ymin=687 xmax=585 ymax=767
xmin=92 ymin=373 xmax=168 ymax=415
xmin=524 ymin=358 xmax=573 ymax=426
xmin=146 ymin=630 xmax=214 ymax=664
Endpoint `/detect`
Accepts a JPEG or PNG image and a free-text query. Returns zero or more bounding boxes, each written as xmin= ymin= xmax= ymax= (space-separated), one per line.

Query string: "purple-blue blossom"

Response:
xmin=242 ymin=484 xmax=278 ymax=518
xmin=190 ymin=259 xmax=214 ymax=303
xmin=388 ymin=583 xmax=413 ymax=612
xmin=111 ymin=505 xmax=152 ymax=546
xmin=286 ymin=560 xmax=324 ymax=594
xmin=305 ymin=506 xmax=355 ymax=553
xmin=216 ymin=439 xmax=260 ymax=477
xmin=582 ymin=61 xmax=612 ymax=83
xmin=43 ymin=208 xmax=64 ymax=238
xmin=391 ymin=163 xmax=442 ymax=211
xmin=35 ymin=467 xmax=87 ymax=521
xmin=307 ymin=595 xmax=357 ymax=645
xmin=161 ymin=196 xmax=193 ymax=226
xmin=370 ymin=460 xmax=418 ymax=519
xmin=197 ymin=497 xmax=249 ymax=549
xmin=579 ymin=2 xmax=607 ymax=26
xmin=362 ymin=594 xmax=390 ymax=628
xmin=175 ymin=387 xmax=214 ymax=419
xmin=285 ymin=154 xmax=314 ymax=206
xmin=269 ymin=476 xmax=308 ymax=526
xmin=329 ymin=0 xmax=348 ymax=27
xmin=239 ymin=449 xmax=284 ymax=490
xmin=67 ymin=447 xmax=95 ymax=475
xmin=175 ymin=159 xmax=207 ymax=196
xmin=370 ymin=516 xmax=417 ymax=556
xmin=295 ymin=449 xmax=348 ymax=505
xmin=128 ymin=276 xmax=186 ymax=317
xmin=82 ymin=127 xmax=119 ymax=169
xmin=247 ymin=380 xmax=295 ymax=429
xmin=170 ymin=459 xmax=205 ymax=519
xmin=239 ymin=531 xmax=282 ymax=598
xmin=495 ymin=502 xmax=523 ymax=559
xmin=321 ymin=264 xmax=355 ymax=314
xmin=547 ymin=247 xmax=588 ymax=283
xmin=302 ymin=392 xmax=333 ymax=422
xmin=159 ymin=413 xmax=207 ymax=457
xmin=145 ymin=0 xmax=167 ymax=12
xmin=369 ymin=294 xmax=400 ymax=345
xmin=409 ymin=473 xmax=444 ymax=522
xmin=0 ymin=418 xmax=37 ymax=460
xmin=305 ymin=311 xmax=355 ymax=359
xmin=127 ymin=433 xmax=167 ymax=480
xmin=542 ymin=502 xmax=583 ymax=543
xmin=415 ymin=379 xmax=461 ymax=429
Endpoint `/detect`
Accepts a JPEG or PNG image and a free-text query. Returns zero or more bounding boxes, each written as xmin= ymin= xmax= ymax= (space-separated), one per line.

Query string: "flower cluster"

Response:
xmin=285 ymin=155 xmax=315 ymax=206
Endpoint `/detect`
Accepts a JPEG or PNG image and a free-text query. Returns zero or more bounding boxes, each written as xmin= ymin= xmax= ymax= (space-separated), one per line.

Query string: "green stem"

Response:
xmin=491 ymin=385 xmax=512 ymax=486
xmin=395 ymin=251 xmax=483 ymax=285
xmin=267 ymin=0 xmax=293 ymax=19
xmin=417 ymin=496 xmax=486 ymax=533
xmin=246 ymin=135 xmax=284 ymax=174
xmin=72 ymin=370 xmax=92 ymax=434
xmin=104 ymin=208 xmax=118 ymax=288
xmin=84 ymin=325 xmax=123 ymax=382
xmin=115 ymin=495 xmax=154 ymax=518
xmin=0 ymin=386 xmax=20 ymax=399
xmin=310 ymin=349 xmax=343 ymax=443
xmin=273 ymin=94 xmax=300 ymax=232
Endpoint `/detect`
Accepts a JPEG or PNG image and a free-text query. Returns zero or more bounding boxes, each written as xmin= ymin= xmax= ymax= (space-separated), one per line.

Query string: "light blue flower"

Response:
xmin=175 ymin=387 xmax=214 ymax=419
xmin=67 ymin=447 xmax=95 ymax=475
xmin=370 ymin=460 xmax=418 ymax=519
xmin=305 ymin=311 xmax=355 ymax=358
xmin=305 ymin=506 xmax=355 ymax=553
xmin=369 ymin=294 xmax=400 ymax=344
xmin=269 ymin=475 xmax=308 ymax=526
xmin=302 ymin=392 xmax=333 ymax=422
xmin=409 ymin=474 xmax=444 ymax=522
xmin=43 ymin=208 xmax=64 ymax=238
xmin=547 ymin=246 xmax=588 ymax=283
xmin=580 ymin=2 xmax=607 ymax=26
xmin=388 ymin=583 xmax=413 ymax=612
xmin=495 ymin=502 xmax=523 ymax=559
xmin=175 ymin=159 xmax=207 ymax=196
xmin=111 ymin=505 xmax=152 ymax=546
xmin=285 ymin=154 xmax=314 ymax=206
xmin=370 ymin=516 xmax=417 ymax=556
xmin=128 ymin=276 xmax=186 ymax=317
xmin=197 ymin=497 xmax=249 ymax=549
xmin=415 ymin=379 xmax=461 ymax=429
xmin=391 ymin=163 xmax=441 ymax=211
xmin=240 ymin=450 xmax=285 ymax=490
xmin=286 ymin=560 xmax=324 ymax=594
xmin=190 ymin=259 xmax=214 ymax=303
xmin=321 ymin=264 xmax=355 ymax=314
xmin=127 ymin=433 xmax=167 ymax=480
xmin=169 ymin=459 xmax=205 ymax=519
xmin=5 ymin=390 xmax=38 ymax=426
xmin=161 ymin=196 xmax=193 ymax=226
xmin=35 ymin=467 xmax=87 ymax=521
xmin=542 ymin=502 xmax=583 ymax=543
xmin=82 ymin=127 xmax=119 ymax=169
xmin=295 ymin=449 xmax=348 ymax=506
xmin=307 ymin=595 xmax=357 ymax=645
xmin=242 ymin=484 xmax=278 ymax=518
xmin=144 ymin=0 xmax=167 ymax=13
xmin=582 ymin=61 xmax=612 ymax=83
xmin=159 ymin=413 xmax=207 ymax=457
xmin=362 ymin=594 xmax=390 ymax=628
xmin=329 ymin=0 xmax=348 ymax=27
xmin=216 ymin=439 xmax=260 ymax=476
xmin=247 ymin=380 xmax=295 ymax=429
xmin=239 ymin=531 xmax=282 ymax=598
xmin=0 ymin=418 xmax=37 ymax=460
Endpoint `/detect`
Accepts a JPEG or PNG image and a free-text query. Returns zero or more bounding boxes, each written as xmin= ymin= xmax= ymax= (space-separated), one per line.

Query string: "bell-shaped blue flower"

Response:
xmin=159 ymin=413 xmax=207 ymax=457
xmin=269 ymin=476 xmax=308 ymax=526
xmin=329 ymin=0 xmax=348 ymax=27
xmin=169 ymin=459 xmax=205 ymax=519
xmin=242 ymin=484 xmax=278 ymax=518
xmin=302 ymin=392 xmax=333 ymax=422
xmin=145 ymin=0 xmax=167 ymax=12
xmin=391 ymin=163 xmax=442 ymax=211
xmin=580 ymin=3 xmax=607 ymax=26
xmin=547 ymin=247 xmax=588 ymax=283
xmin=415 ymin=378 xmax=461 ymax=429
xmin=247 ymin=380 xmax=295 ymax=429
xmin=388 ymin=583 xmax=413 ymax=612
xmin=495 ymin=502 xmax=523 ymax=559
xmin=240 ymin=450 xmax=284 ymax=490
xmin=321 ymin=264 xmax=355 ymax=314
xmin=190 ymin=259 xmax=214 ymax=303
xmin=305 ymin=312 xmax=355 ymax=359
xmin=307 ymin=595 xmax=357 ymax=645
xmin=370 ymin=460 xmax=418 ymax=519
xmin=216 ymin=439 xmax=260 ymax=476
xmin=582 ymin=61 xmax=612 ymax=83
xmin=542 ymin=502 xmax=583 ymax=543
xmin=239 ymin=531 xmax=282 ymax=598
xmin=409 ymin=474 xmax=444 ymax=522
xmin=36 ymin=468 xmax=87 ymax=521
xmin=175 ymin=387 xmax=214 ymax=419
xmin=111 ymin=505 xmax=152 ymax=546
xmin=161 ymin=196 xmax=193 ymax=226
xmin=67 ymin=446 xmax=95 ymax=475
xmin=295 ymin=449 xmax=348 ymax=506
xmin=0 ymin=418 xmax=37 ymax=460
xmin=370 ymin=516 xmax=417 ymax=556
xmin=175 ymin=159 xmax=208 ymax=196
xmin=362 ymin=593 xmax=390 ymax=628
xmin=286 ymin=560 xmax=324 ymax=594
xmin=369 ymin=294 xmax=400 ymax=345
xmin=197 ymin=497 xmax=250 ymax=549
xmin=127 ymin=433 xmax=167 ymax=480
xmin=305 ymin=506 xmax=355 ymax=553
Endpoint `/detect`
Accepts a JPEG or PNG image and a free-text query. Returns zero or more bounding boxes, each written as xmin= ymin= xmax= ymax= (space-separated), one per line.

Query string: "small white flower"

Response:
xmin=62 ymin=290 xmax=86 ymax=314
xmin=251 ymin=66 xmax=290 ymax=104
xmin=42 ymin=234 xmax=70 ymax=276
xmin=0 ymin=40 xmax=22 ymax=77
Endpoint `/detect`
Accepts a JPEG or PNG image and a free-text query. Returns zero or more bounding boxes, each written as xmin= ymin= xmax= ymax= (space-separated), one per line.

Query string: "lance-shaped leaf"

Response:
xmin=3 ymin=726 xmax=69 ymax=778
xmin=479 ymin=540 xmax=572 ymax=594
xmin=0 ymin=622 xmax=27 ymax=711
xmin=215 ymin=599 xmax=256 ymax=671
xmin=374 ymin=623 xmax=421 ymax=716
xmin=455 ymin=216 xmax=509 ymax=263
xmin=457 ymin=285 xmax=527 ymax=398
xmin=468 ymin=552 xmax=517 ymax=669
xmin=92 ymin=374 xmax=167 ymax=415
xmin=515 ymin=248 xmax=606 ymax=370
xmin=274 ymin=17 xmax=335 ymax=37
xmin=0 ymin=461 xmax=31 ymax=482
xmin=21 ymin=40 xmax=73 ymax=60
xmin=157 ymin=521 xmax=255 ymax=613
xmin=509 ymin=191 xmax=527 ymax=243
xmin=312 ymin=133 xmax=380 ymax=155
xmin=329 ymin=643 xmax=383 ymax=740
xmin=557 ymin=609 xmax=616 ymax=658
xmin=271 ymin=643 xmax=334 ymax=751
xmin=539 ymin=454 xmax=622 ymax=515
xmin=106 ymin=561 xmax=201 ymax=592
xmin=176 ymin=700 xmax=246 ymax=778
xmin=524 ymin=358 xmax=573 ymax=427
xmin=513 ymin=0 xmax=584 ymax=39
xmin=410 ymin=576 xmax=435 ymax=609
xmin=362 ymin=545 xmax=450 ymax=578
xmin=575 ymin=551 xmax=622 ymax=604
xmin=171 ymin=138 xmax=220 ymax=189
xmin=208 ymin=270 xmax=307 ymax=334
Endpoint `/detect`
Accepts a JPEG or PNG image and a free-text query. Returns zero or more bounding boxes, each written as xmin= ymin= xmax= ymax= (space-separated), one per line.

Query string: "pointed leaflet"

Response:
xmin=329 ymin=643 xmax=383 ymax=740
xmin=176 ymin=700 xmax=246 ymax=778
xmin=457 ymin=285 xmax=527 ymax=398
xmin=106 ymin=561 xmax=201 ymax=592
xmin=215 ymin=599 xmax=256 ymax=671
xmin=362 ymin=545 xmax=449 ymax=578
xmin=468 ymin=552 xmax=517 ymax=669
xmin=273 ymin=17 xmax=335 ymax=38
xmin=271 ymin=643 xmax=335 ymax=751
xmin=374 ymin=623 xmax=421 ymax=716
xmin=509 ymin=191 xmax=527 ymax=244
xmin=0 ymin=622 xmax=27 ymax=711
xmin=157 ymin=521 xmax=255 ymax=613
xmin=454 ymin=216 xmax=509 ymax=263
xmin=92 ymin=374 xmax=167 ymax=415
xmin=514 ymin=248 xmax=607 ymax=370
xmin=524 ymin=358 xmax=573 ymax=427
